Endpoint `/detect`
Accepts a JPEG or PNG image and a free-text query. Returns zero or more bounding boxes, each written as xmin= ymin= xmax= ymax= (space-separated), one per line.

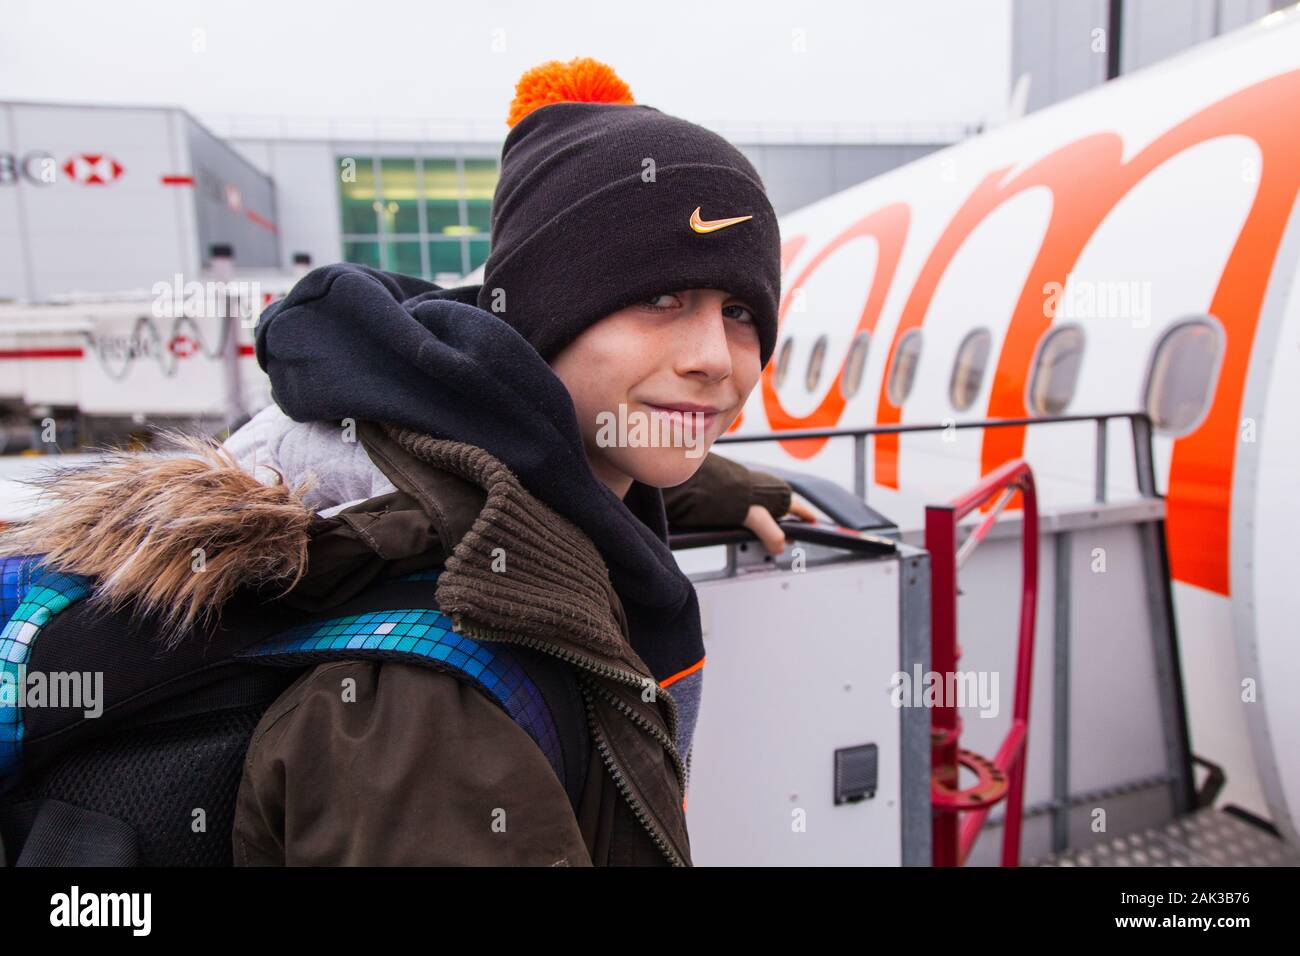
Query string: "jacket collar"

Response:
xmin=355 ymin=421 xmax=655 ymax=681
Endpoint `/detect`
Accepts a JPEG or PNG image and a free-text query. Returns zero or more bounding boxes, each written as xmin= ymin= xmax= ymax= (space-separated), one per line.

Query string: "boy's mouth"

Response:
xmin=643 ymin=402 xmax=721 ymax=430
xmin=646 ymin=401 xmax=721 ymax=413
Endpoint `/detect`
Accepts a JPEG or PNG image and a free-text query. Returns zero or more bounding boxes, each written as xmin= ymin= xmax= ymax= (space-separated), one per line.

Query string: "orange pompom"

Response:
xmin=505 ymin=57 xmax=636 ymax=128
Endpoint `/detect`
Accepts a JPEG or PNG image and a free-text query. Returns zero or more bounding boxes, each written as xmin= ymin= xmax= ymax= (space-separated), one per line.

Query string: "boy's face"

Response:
xmin=549 ymin=288 xmax=763 ymax=497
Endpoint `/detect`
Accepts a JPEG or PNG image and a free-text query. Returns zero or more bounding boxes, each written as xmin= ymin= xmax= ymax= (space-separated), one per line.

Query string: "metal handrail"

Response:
xmin=927 ymin=459 xmax=1040 ymax=867
xmin=715 ymin=410 xmax=1159 ymax=505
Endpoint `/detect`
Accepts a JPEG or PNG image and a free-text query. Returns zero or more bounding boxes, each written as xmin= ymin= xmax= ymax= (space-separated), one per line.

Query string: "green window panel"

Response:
xmin=385 ymin=241 xmax=424 ymax=278
xmin=379 ymin=158 xmax=421 ymax=234
xmin=468 ymin=238 xmax=490 ymax=272
xmin=423 ymin=158 xmax=461 ymax=235
xmin=338 ymin=156 xmax=379 ymax=234
xmin=343 ymin=240 xmax=381 ymax=269
xmin=338 ymin=154 xmax=499 ymax=278
xmin=463 ymin=159 xmax=498 ymax=232
xmin=427 ymin=239 xmax=465 ymax=276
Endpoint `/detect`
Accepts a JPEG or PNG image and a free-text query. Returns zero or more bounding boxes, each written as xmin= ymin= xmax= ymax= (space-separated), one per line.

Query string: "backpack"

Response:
xmin=0 ymin=555 xmax=590 ymax=866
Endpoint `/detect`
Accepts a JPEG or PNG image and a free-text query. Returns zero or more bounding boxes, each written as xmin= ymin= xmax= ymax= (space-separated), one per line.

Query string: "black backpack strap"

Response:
xmin=494 ymin=643 xmax=590 ymax=814
xmin=1 ymin=796 xmax=139 ymax=866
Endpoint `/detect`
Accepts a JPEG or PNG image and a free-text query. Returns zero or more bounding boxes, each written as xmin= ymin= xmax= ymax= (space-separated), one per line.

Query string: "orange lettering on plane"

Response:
xmin=766 ymin=70 xmax=1300 ymax=596
xmin=759 ymin=204 xmax=910 ymax=458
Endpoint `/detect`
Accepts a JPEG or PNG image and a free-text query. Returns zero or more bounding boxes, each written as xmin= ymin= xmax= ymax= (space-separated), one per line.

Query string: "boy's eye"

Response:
xmin=726 ymin=304 xmax=757 ymax=325
xmin=641 ymin=294 xmax=755 ymax=325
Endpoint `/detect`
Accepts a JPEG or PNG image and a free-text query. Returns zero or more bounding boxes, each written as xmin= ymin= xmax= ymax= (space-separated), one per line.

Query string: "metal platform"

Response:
xmin=1031 ymin=808 xmax=1300 ymax=867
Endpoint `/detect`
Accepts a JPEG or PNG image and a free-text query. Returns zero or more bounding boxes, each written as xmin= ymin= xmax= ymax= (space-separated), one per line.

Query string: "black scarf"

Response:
xmin=253 ymin=263 xmax=702 ymax=682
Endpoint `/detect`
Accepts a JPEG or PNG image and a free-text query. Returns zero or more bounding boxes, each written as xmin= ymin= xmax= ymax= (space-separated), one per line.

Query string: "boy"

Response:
xmin=231 ymin=57 xmax=798 ymax=865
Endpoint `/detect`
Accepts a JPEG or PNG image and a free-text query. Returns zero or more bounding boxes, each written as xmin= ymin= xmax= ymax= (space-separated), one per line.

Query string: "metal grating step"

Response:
xmin=1031 ymin=808 xmax=1300 ymax=867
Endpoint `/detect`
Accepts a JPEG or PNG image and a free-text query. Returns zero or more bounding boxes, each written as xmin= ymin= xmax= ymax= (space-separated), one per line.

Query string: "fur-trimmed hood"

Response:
xmin=0 ymin=425 xmax=321 ymax=648
xmin=0 ymin=403 xmax=438 ymax=647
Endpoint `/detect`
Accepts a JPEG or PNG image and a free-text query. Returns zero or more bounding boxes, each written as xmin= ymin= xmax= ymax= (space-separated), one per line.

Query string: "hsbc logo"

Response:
xmin=0 ymin=150 xmax=125 ymax=186
xmin=63 ymin=152 xmax=125 ymax=185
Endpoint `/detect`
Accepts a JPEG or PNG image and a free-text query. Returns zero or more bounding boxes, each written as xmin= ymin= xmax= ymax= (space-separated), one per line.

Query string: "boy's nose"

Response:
xmin=673 ymin=307 xmax=734 ymax=381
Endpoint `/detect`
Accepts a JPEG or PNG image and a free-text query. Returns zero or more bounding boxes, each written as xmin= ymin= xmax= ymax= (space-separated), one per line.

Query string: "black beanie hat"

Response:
xmin=476 ymin=58 xmax=782 ymax=367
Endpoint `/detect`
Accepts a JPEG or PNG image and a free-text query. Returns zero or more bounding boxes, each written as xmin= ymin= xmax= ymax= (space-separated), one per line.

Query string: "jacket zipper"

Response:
xmin=584 ymin=678 xmax=685 ymax=789
xmin=578 ymin=676 xmax=686 ymax=867
xmin=454 ymin=615 xmax=686 ymax=867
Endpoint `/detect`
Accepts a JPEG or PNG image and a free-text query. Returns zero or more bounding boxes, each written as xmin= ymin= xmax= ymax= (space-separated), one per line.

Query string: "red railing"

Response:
xmin=926 ymin=458 xmax=1039 ymax=867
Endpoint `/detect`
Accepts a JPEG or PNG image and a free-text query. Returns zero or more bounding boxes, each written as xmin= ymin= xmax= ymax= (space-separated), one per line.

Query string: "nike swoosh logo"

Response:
xmin=689 ymin=206 xmax=753 ymax=234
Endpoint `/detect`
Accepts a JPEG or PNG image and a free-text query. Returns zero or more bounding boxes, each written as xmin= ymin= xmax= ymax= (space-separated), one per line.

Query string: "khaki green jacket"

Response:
xmin=233 ymin=421 xmax=790 ymax=866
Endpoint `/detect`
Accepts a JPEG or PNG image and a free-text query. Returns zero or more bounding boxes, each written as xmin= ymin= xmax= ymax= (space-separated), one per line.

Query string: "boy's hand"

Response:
xmin=742 ymin=495 xmax=818 ymax=555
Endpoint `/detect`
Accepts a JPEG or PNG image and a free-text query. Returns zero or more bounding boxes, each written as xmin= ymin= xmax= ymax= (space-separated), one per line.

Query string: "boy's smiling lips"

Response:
xmin=644 ymin=401 xmax=722 ymax=414
xmin=641 ymin=400 xmax=724 ymax=430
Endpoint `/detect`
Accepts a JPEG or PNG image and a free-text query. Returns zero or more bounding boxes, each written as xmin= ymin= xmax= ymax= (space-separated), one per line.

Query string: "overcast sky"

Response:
xmin=1 ymin=0 xmax=1011 ymax=137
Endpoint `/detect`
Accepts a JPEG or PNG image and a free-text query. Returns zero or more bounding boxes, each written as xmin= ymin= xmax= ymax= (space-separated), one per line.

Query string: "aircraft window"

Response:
xmin=806 ymin=335 xmax=828 ymax=392
xmin=886 ymin=329 xmax=922 ymax=406
xmin=1027 ymin=324 xmax=1084 ymax=416
xmin=841 ymin=331 xmax=870 ymax=399
xmin=1143 ymin=316 xmax=1224 ymax=435
xmin=774 ymin=338 xmax=793 ymax=389
xmin=949 ymin=328 xmax=992 ymax=411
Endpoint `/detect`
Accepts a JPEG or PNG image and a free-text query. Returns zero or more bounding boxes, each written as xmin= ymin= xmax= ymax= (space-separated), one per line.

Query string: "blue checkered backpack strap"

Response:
xmin=234 ymin=568 xmax=587 ymax=808
xmin=1 ymin=554 xmax=95 ymax=782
